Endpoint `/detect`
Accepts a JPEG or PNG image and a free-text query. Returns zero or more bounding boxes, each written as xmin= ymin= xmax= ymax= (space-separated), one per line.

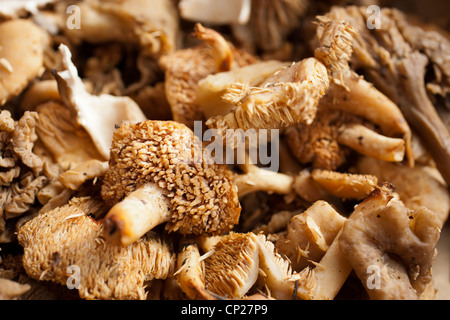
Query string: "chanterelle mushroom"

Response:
xmin=18 ymin=196 xmax=176 ymax=300
xmin=100 ymin=120 xmax=241 ymax=246
xmin=339 ymin=184 xmax=441 ymax=299
xmin=0 ymin=19 xmax=48 ymax=106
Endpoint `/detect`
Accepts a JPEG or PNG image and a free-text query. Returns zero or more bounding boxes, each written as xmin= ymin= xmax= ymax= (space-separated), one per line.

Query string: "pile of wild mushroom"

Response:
xmin=0 ymin=0 xmax=449 ymax=300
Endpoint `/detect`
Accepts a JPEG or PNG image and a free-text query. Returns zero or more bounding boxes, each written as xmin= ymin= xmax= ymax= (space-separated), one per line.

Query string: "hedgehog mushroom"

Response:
xmin=206 ymin=57 xmax=330 ymax=135
xmin=18 ymin=196 xmax=176 ymax=300
xmin=203 ymin=232 xmax=260 ymax=299
xmin=101 ymin=120 xmax=241 ymax=246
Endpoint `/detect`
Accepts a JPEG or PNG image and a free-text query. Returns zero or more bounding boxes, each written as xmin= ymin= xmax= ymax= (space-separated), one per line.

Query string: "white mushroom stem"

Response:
xmin=308 ymin=229 xmax=352 ymax=300
xmin=102 ymin=183 xmax=170 ymax=246
xmin=337 ymin=123 xmax=406 ymax=162
xmin=235 ymin=163 xmax=294 ymax=197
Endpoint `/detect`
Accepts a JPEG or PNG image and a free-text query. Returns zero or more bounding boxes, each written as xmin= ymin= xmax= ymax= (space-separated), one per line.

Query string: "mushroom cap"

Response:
xmin=18 ymin=196 xmax=176 ymax=300
xmin=0 ymin=19 xmax=47 ymax=105
xmin=101 ymin=120 xmax=241 ymax=235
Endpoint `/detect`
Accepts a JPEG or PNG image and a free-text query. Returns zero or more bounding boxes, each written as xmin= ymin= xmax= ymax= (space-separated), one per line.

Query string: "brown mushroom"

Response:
xmin=100 ymin=120 xmax=241 ymax=246
xmin=312 ymin=16 xmax=414 ymax=167
xmin=339 ymin=184 xmax=441 ymax=299
xmin=18 ymin=196 xmax=176 ymax=300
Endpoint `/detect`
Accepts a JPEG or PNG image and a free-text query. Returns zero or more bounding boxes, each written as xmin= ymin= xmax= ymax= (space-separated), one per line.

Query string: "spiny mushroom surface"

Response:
xmin=0 ymin=110 xmax=62 ymax=243
xmin=101 ymin=120 xmax=241 ymax=245
xmin=17 ymin=196 xmax=176 ymax=300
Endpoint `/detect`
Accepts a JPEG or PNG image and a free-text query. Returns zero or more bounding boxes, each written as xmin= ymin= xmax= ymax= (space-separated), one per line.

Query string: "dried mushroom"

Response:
xmin=54 ymin=44 xmax=146 ymax=160
xmin=101 ymin=120 xmax=241 ymax=245
xmin=18 ymin=196 xmax=176 ymax=300
xmin=0 ymin=110 xmax=60 ymax=242
xmin=0 ymin=0 xmax=448 ymax=302
xmin=206 ymin=57 xmax=329 ymax=134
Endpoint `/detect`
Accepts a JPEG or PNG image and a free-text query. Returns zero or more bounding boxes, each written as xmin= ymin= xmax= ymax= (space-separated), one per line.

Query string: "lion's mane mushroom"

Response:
xmin=18 ymin=196 xmax=176 ymax=300
xmin=0 ymin=19 xmax=48 ymax=106
xmin=100 ymin=120 xmax=241 ymax=246
xmin=339 ymin=184 xmax=441 ymax=299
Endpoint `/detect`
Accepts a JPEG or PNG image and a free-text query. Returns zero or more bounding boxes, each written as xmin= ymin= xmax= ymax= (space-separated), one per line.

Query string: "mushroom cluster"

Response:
xmin=0 ymin=0 xmax=449 ymax=301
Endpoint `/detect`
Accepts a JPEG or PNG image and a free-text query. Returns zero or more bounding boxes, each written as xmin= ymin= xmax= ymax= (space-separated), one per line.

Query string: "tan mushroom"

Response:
xmin=59 ymin=0 xmax=179 ymax=59
xmin=0 ymin=19 xmax=48 ymax=105
xmin=206 ymin=57 xmax=329 ymax=134
xmin=203 ymin=232 xmax=260 ymax=299
xmin=322 ymin=6 xmax=450 ymax=185
xmin=339 ymin=184 xmax=441 ymax=299
xmin=275 ymin=200 xmax=347 ymax=271
xmin=313 ymin=16 xmax=414 ymax=167
xmin=100 ymin=120 xmax=241 ymax=246
xmin=18 ymin=196 xmax=176 ymax=300
xmin=159 ymin=23 xmax=256 ymax=129
xmin=356 ymin=156 xmax=450 ymax=226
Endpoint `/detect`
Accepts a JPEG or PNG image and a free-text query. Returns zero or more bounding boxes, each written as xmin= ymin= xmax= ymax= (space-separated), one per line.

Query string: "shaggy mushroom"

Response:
xmin=321 ymin=6 xmax=450 ymax=185
xmin=205 ymin=57 xmax=329 ymax=134
xmin=203 ymin=232 xmax=260 ymax=298
xmin=100 ymin=120 xmax=241 ymax=246
xmin=339 ymin=184 xmax=441 ymax=299
xmin=0 ymin=19 xmax=48 ymax=106
xmin=18 ymin=196 xmax=176 ymax=300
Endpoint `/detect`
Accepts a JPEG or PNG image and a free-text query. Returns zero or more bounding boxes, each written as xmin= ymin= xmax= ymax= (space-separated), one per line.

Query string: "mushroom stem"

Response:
xmin=235 ymin=163 xmax=294 ymax=197
xmin=102 ymin=183 xmax=170 ymax=246
xmin=337 ymin=123 xmax=406 ymax=163
xmin=395 ymin=52 xmax=450 ymax=186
